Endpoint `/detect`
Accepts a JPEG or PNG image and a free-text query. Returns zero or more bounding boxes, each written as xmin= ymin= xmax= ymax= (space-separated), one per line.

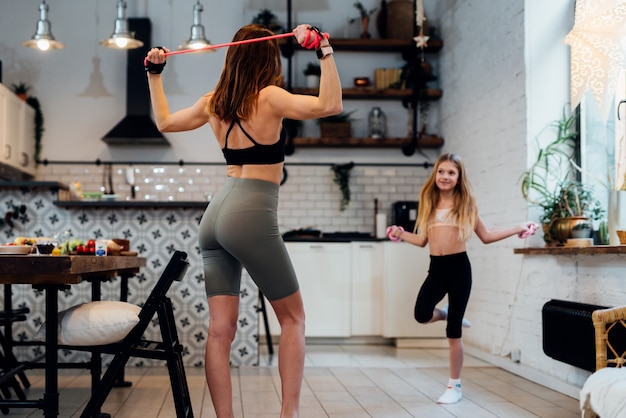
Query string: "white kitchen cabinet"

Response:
xmin=0 ymin=83 xmax=35 ymax=177
xmin=19 ymin=101 xmax=35 ymax=175
xmin=382 ymin=242 xmax=446 ymax=339
xmin=350 ymin=242 xmax=384 ymax=336
xmin=288 ymin=242 xmax=352 ymax=337
xmin=1 ymin=85 xmax=20 ymax=169
xmin=261 ymin=242 xmax=352 ymax=338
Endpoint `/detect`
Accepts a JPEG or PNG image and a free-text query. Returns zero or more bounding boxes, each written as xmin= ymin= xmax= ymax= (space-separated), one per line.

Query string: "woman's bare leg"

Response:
xmin=205 ymin=294 xmax=240 ymax=418
xmin=269 ymin=290 xmax=306 ymax=418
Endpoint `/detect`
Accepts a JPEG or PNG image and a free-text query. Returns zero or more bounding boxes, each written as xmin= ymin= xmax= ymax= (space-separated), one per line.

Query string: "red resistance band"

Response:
xmin=144 ymin=28 xmax=329 ymax=67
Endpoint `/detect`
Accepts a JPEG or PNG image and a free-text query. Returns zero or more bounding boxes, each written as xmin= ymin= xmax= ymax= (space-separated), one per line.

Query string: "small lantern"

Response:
xmin=368 ymin=107 xmax=387 ymax=139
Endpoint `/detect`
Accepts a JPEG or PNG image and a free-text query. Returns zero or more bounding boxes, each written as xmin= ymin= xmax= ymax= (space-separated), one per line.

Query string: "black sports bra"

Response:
xmin=221 ymin=119 xmax=286 ymax=165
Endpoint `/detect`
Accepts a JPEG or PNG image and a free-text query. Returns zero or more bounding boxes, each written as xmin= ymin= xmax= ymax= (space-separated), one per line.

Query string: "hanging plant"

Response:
xmin=331 ymin=162 xmax=355 ymax=211
xmin=26 ymin=96 xmax=44 ymax=166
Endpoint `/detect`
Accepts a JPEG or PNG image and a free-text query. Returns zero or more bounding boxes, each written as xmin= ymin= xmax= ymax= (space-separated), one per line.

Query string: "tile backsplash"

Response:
xmin=36 ymin=163 xmax=429 ymax=234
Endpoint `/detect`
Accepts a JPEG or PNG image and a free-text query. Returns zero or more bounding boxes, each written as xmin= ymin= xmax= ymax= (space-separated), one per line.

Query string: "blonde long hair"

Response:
xmin=208 ymin=24 xmax=283 ymax=122
xmin=414 ymin=153 xmax=477 ymax=241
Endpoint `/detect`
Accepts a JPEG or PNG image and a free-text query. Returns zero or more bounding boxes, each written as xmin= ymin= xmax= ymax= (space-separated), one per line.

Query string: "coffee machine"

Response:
xmin=392 ymin=201 xmax=418 ymax=231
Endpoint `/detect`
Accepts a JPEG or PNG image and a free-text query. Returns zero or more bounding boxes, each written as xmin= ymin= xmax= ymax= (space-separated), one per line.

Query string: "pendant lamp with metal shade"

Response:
xmin=100 ymin=0 xmax=143 ymax=50
xmin=22 ymin=0 xmax=64 ymax=51
xmin=178 ymin=1 xmax=214 ymax=51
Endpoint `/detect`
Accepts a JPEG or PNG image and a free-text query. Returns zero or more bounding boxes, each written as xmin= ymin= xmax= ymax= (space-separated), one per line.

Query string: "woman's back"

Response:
xmin=209 ymin=87 xmax=286 ymax=184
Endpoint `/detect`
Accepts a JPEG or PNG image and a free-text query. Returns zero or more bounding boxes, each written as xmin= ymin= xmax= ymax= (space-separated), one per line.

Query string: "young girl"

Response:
xmin=388 ymin=153 xmax=537 ymax=404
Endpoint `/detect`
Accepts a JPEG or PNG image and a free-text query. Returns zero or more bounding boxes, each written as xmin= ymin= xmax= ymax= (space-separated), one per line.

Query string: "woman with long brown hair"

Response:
xmin=145 ymin=24 xmax=342 ymax=417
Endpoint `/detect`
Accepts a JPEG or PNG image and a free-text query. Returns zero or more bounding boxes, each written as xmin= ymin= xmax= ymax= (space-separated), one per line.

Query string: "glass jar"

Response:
xmin=368 ymin=107 xmax=387 ymax=139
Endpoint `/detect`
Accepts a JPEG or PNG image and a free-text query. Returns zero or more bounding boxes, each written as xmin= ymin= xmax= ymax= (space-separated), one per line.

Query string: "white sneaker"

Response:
xmin=437 ymin=386 xmax=462 ymax=404
xmin=441 ymin=304 xmax=472 ymax=328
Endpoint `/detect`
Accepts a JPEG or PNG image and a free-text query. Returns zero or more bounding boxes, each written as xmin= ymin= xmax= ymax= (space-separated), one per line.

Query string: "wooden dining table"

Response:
xmin=0 ymin=254 xmax=146 ymax=418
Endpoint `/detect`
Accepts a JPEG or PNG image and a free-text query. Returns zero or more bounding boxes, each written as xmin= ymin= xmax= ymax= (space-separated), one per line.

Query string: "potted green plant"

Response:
xmin=349 ymin=2 xmax=377 ymax=38
xmin=26 ymin=96 xmax=44 ymax=166
xmin=252 ymin=9 xmax=283 ymax=33
xmin=318 ymin=110 xmax=357 ymax=138
xmin=303 ymin=62 xmax=321 ymax=88
xmin=519 ymin=110 xmax=578 ymax=245
xmin=10 ymin=82 xmax=30 ymax=101
xmin=331 ymin=162 xmax=355 ymax=211
xmin=571 ymin=222 xmax=591 ymax=239
xmin=548 ymin=180 xmax=604 ymax=244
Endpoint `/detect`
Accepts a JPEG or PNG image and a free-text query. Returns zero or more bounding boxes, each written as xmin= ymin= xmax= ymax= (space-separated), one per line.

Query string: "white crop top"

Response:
xmin=429 ymin=208 xmax=458 ymax=229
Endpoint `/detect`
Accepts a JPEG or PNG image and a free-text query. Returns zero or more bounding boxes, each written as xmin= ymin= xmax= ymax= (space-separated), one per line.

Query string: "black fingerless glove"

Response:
xmin=144 ymin=46 xmax=167 ymax=74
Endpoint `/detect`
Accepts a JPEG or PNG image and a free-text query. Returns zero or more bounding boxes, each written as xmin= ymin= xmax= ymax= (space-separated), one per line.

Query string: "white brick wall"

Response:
xmin=35 ymin=163 xmax=430 ymax=234
xmin=435 ymin=0 xmax=626 ymax=394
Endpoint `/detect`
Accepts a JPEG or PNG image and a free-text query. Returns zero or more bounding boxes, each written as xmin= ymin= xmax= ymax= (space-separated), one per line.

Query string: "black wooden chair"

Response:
xmin=0 ymin=309 xmax=30 ymax=414
xmin=63 ymin=250 xmax=193 ymax=418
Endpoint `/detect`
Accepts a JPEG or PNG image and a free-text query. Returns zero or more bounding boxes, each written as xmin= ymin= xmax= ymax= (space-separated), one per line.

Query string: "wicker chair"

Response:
xmin=580 ymin=306 xmax=626 ymax=418
xmin=593 ymin=306 xmax=626 ymax=370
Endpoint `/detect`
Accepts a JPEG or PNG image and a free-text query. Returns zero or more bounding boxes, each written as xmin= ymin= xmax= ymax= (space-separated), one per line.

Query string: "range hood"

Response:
xmin=103 ymin=18 xmax=169 ymax=145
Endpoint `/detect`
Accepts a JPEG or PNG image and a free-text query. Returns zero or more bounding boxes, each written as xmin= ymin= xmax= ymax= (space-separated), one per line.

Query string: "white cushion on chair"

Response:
xmin=35 ymin=301 xmax=141 ymax=346
xmin=580 ymin=367 xmax=626 ymax=418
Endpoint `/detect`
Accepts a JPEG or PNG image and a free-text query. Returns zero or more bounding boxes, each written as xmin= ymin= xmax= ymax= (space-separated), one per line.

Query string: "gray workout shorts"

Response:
xmin=198 ymin=177 xmax=299 ymax=301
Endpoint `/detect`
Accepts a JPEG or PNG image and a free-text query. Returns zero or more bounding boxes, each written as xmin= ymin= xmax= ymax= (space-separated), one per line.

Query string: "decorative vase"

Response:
xmin=376 ymin=0 xmax=388 ymax=38
xmin=551 ymin=219 xmax=571 ymax=244
xmin=542 ymin=223 xmax=555 ymax=246
xmin=387 ymin=0 xmax=414 ymax=39
xmin=360 ymin=16 xmax=371 ymax=39
xmin=368 ymin=107 xmax=387 ymax=139
xmin=608 ymin=190 xmax=626 ymax=245
xmin=552 ymin=216 xmax=590 ymax=244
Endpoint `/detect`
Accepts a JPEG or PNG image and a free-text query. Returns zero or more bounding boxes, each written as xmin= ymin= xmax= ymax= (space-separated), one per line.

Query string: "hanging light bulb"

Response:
xmin=22 ymin=0 xmax=64 ymax=51
xmin=178 ymin=1 xmax=214 ymax=51
xmin=100 ymin=0 xmax=143 ymax=50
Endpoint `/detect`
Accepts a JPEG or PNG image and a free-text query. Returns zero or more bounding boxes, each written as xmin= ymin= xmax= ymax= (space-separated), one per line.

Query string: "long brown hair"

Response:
xmin=414 ymin=153 xmax=477 ymax=241
xmin=208 ymin=24 xmax=284 ymax=122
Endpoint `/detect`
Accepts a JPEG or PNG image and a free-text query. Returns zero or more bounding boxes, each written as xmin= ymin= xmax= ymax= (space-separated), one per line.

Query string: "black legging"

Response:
xmin=414 ymin=252 xmax=472 ymax=338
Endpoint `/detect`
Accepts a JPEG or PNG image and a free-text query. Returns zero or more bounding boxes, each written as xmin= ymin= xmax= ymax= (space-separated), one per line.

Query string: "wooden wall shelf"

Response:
xmin=514 ymin=246 xmax=626 ymax=255
xmin=292 ymin=135 xmax=444 ymax=149
xmin=291 ymin=87 xmax=443 ymax=101
xmin=280 ymin=38 xmax=444 ymax=54
xmin=281 ymin=26 xmax=445 ymax=157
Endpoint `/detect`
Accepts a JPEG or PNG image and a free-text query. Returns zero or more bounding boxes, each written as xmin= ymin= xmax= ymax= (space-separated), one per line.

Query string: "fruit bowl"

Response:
xmin=0 ymin=245 xmax=34 ymax=255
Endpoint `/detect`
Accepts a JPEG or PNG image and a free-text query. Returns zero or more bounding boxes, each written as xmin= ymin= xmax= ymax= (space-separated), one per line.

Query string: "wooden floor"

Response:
xmin=5 ymin=344 xmax=580 ymax=417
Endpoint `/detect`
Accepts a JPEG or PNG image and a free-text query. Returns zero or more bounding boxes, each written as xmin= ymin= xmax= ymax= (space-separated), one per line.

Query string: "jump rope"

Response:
xmin=144 ymin=28 xmax=329 ymax=70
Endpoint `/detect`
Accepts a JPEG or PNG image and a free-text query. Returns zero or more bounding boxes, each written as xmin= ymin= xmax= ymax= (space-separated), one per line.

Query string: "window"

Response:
xmin=580 ymin=78 xmax=624 ymax=219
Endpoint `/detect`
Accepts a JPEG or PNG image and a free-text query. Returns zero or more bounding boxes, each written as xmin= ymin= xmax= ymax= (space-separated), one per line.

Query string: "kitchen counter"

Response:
xmin=282 ymin=236 xmax=384 ymax=242
xmin=0 ymin=180 xmax=68 ymax=189
xmin=282 ymin=231 xmax=384 ymax=242
xmin=54 ymin=200 xmax=209 ymax=209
